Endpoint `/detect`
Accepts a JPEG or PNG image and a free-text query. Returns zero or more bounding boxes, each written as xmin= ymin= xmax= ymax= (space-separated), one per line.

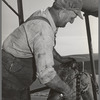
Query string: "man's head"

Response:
xmin=53 ymin=0 xmax=83 ymax=19
xmin=50 ymin=0 xmax=83 ymax=27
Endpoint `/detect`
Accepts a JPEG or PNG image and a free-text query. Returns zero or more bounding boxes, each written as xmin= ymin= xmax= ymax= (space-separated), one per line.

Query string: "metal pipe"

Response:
xmin=17 ymin=0 xmax=24 ymax=25
xmin=30 ymin=87 xmax=49 ymax=94
xmin=84 ymin=13 xmax=97 ymax=100
xmin=2 ymin=0 xmax=19 ymax=16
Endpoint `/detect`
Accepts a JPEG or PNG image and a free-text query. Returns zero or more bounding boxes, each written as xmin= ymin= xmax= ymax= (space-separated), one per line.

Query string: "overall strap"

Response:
xmin=23 ymin=16 xmax=51 ymax=57
xmin=25 ymin=16 xmax=51 ymax=26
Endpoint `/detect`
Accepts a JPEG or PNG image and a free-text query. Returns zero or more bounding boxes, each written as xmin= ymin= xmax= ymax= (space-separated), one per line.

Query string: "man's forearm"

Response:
xmin=53 ymin=48 xmax=63 ymax=63
xmin=45 ymin=74 xmax=71 ymax=96
xmin=53 ymin=48 xmax=76 ymax=64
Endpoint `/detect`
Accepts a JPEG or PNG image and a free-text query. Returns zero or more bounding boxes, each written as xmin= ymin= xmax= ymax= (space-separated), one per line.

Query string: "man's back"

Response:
xmin=2 ymin=9 xmax=55 ymax=58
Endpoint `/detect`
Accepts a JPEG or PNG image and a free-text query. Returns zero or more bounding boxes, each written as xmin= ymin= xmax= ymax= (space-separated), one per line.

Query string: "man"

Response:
xmin=2 ymin=0 xmax=93 ymax=100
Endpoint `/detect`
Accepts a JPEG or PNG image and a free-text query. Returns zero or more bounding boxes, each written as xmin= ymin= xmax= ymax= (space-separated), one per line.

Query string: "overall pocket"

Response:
xmin=9 ymin=58 xmax=24 ymax=73
xmin=2 ymin=50 xmax=24 ymax=73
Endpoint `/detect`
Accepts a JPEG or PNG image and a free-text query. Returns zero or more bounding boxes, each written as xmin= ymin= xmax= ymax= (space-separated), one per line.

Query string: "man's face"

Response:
xmin=58 ymin=9 xmax=77 ymax=27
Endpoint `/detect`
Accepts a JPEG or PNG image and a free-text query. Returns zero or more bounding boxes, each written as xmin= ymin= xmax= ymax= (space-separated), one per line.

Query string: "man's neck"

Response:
xmin=49 ymin=7 xmax=59 ymax=28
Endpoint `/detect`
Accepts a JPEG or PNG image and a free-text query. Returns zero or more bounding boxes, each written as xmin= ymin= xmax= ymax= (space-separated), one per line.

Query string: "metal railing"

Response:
xmin=2 ymin=0 xmax=24 ymax=25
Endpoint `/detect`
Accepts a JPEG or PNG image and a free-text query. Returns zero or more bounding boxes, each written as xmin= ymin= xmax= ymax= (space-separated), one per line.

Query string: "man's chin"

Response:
xmin=58 ymin=23 xmax=67 ymax=28
xmin=60 ymin=24 xmax=66 ymax=27
xmin=62 ymin=24 xmax=66 ymax=27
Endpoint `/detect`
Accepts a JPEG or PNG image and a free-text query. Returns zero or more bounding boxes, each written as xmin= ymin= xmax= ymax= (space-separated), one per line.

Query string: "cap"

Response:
xmin=53 ymin=0 xmax=83 ymax=19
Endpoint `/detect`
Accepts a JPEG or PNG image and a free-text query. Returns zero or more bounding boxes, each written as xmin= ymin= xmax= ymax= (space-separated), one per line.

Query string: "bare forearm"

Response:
xmin=53 ymin=48 xmax=75 ymax=64
xmin=45 ymin=74 xmax=71 ymax=95
xmin=53 ymin=48 xmax=63 ymax=63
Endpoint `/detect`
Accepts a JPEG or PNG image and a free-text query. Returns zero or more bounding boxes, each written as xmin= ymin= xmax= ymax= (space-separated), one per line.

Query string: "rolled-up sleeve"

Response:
xmin=33 ymin=22 xmax=56 ymax=84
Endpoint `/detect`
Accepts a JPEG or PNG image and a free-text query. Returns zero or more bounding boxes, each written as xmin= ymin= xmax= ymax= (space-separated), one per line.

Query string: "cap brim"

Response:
xmin=77 ymin=11 xmax=83 ymax=19
xmin=75 ymin=10 xmax=83 ymax=19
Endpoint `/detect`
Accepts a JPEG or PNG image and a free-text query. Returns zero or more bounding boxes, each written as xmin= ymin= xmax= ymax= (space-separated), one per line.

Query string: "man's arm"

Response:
xmin=45 ymin=74 xmax=72 ymax=98
xmin=53 ymin=48 xmax=63 ymax=63
xmin=53 ymin=48 xmax=75 ymax=63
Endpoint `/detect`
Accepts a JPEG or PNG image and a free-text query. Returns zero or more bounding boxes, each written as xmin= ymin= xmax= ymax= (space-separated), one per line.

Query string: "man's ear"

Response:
xmin=58 ymin=10 xmax=65 ymax=19
xmin=58 ymin=10 xmax=68 ymax=19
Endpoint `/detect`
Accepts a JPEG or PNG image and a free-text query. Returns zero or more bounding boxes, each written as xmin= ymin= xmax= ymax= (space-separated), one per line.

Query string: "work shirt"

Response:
xmin=3 ymin=8 xmax=57 ymax=84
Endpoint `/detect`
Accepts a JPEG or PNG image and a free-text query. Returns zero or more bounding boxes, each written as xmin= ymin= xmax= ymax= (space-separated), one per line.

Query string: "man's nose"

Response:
xmin=70 ymin=19 xmax=74 ymax=24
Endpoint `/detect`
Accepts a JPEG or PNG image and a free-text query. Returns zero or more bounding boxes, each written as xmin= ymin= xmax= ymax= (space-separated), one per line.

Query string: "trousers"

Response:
xmin=2 ymin=49 xmax=37 ymax=100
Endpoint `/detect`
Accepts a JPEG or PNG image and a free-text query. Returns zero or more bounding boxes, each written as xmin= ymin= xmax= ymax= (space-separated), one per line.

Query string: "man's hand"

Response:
xmin=60 ymin=57 xmax=80 ymax=70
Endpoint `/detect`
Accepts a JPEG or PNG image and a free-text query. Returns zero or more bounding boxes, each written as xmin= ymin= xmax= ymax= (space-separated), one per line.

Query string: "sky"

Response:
xmin=2 ymin=0 xmax=98 ymax=56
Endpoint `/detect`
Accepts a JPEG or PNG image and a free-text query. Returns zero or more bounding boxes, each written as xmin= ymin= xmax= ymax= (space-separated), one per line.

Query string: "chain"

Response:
xmin=76 ymin=62 xmax=84 ymax=100
xmin=76 ymin=72 xmax=82 ymax=100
